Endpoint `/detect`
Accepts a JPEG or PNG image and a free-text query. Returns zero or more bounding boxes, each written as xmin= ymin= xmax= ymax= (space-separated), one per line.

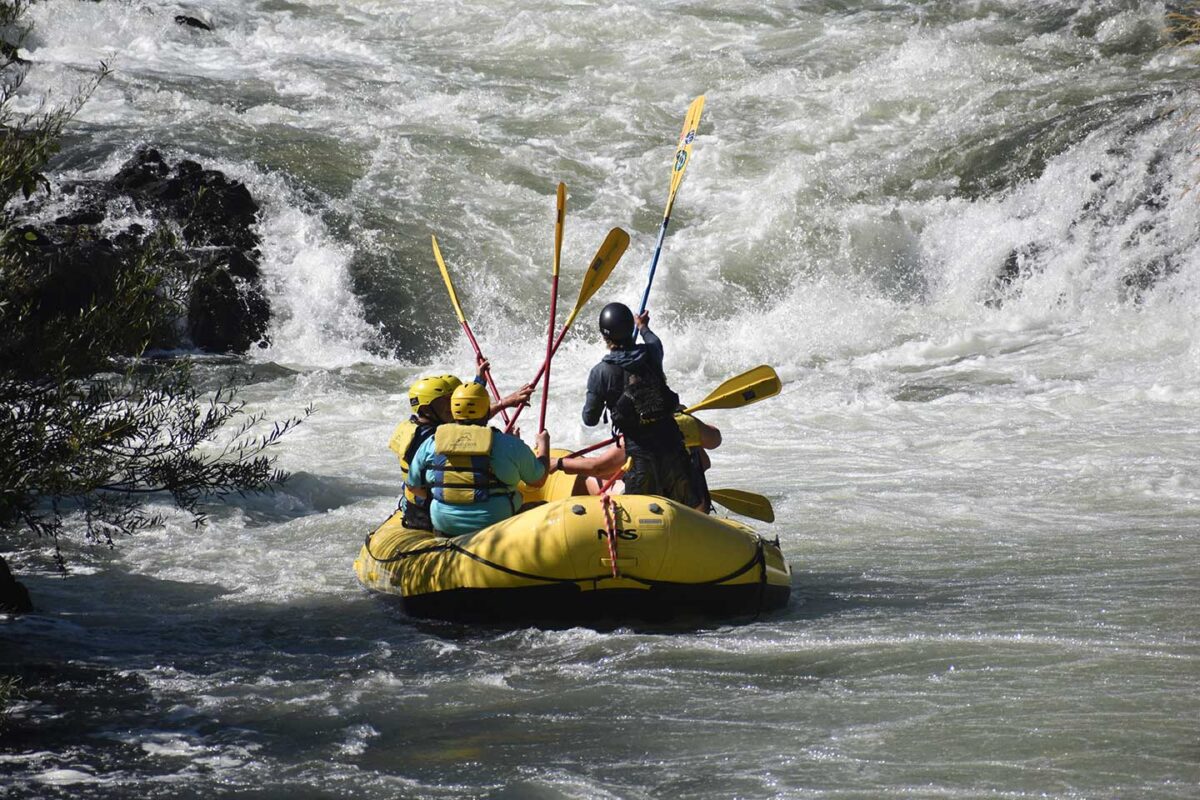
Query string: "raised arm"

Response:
xmin=582 ymin=364 xmax=605 ymax=426
xmin=551 ymin=443 xmax=626 ymax=478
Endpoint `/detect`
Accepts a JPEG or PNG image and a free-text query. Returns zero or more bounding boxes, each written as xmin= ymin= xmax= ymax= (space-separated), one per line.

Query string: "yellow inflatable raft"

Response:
xmin=353 ymin=465 xmax=791 ymax=624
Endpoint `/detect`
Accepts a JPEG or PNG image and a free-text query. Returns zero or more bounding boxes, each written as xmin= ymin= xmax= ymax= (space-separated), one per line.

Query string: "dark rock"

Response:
xmin=42 ymin=240 xmax=123 ymax=317
xmin=15 ymin=147 xmax=271 ymax=355
xmin=175 ymin=15 xmax=213 ymax=32
xmin=109 ymin=147 xmax=170 ymax=192
xmin=1122 ymin=256 xmax=1176 ymax=299
xmin=188 ymin=265 xmax=269 ymax=353
xmin=179 ymin=176 xmax=259 ymax=250
xmin=1120 ymin=212 xmax=1176 ymax=300
xmin=111 ymin=223 xmax=147 ymax=251
xmin=110 ymin=147 xmax=267 ymax=351
xmin=55 ymin=207 xmax=105 ymax=226
xmin=119 ymin=150 xmax=260 ymax=252
xmin=0 ymin=556 xmax=33 ymax=614
xmin=225 ymin=248 xmax=259 ymax=281
xmin=10 ymin=225 xmax=182 ymax=353
xmin=176 ymin=159 xmax=202 ymax=178
xmin=987 ymin=243 xmax=1044 ymax=308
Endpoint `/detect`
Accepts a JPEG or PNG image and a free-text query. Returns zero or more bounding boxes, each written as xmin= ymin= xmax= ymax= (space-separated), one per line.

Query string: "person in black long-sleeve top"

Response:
xmin=581 ymin=302 xmax=700 ymax=507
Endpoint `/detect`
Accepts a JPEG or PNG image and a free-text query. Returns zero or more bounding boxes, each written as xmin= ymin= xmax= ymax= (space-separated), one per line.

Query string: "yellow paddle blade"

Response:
xmin=562 ymin=227 xmax=630 ymax=329
xmin=710 ymin=488 xmax=775 ymax=523
xmin=431 ymin=234 xmax=467 ymax=324
xmin=685 ymin=365 xmax=781 ymax=413
xmin=553 ymin=182 xmax=566 ymax=278
xmin=664 ymin=94 xmax=706 ymax=217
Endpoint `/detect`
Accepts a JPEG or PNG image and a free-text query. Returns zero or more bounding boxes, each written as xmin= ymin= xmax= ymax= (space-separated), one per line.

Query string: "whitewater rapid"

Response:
xmin=3 ymin=1 xmax=1199 ymax=798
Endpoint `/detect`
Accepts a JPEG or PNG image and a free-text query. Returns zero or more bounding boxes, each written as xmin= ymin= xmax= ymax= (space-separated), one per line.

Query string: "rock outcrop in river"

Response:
xmin=20 ymin=147 xmax=270 ymax=354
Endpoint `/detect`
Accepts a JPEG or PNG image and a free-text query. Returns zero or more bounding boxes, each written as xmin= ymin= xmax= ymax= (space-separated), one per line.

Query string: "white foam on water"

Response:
xmin=7 ymin=2 xmax=1200 ymax=798
xmin=242 ymin=171 xmax=385 ymax=368
xmin=34 ymin=767 xmax=103 ymax=785
xmin=17 ymin=0 xmax=1192 ymax=386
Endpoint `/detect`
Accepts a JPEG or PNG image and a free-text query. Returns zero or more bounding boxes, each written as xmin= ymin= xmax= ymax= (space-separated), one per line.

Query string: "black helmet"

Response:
xmin=598 ymin=302 xmax=635 ymax=344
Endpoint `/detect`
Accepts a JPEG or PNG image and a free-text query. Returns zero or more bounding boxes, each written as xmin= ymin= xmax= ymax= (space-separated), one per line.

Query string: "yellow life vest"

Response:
xmin=428 ymin=424 xmax=509 ymax=506
xmin=674 ymin=412 xmax=703 ymax=449
xmin=388 ymin=417 xmax=436 ymax=507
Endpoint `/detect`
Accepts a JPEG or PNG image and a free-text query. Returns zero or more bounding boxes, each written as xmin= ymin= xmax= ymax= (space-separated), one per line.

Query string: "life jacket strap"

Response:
xmin=429 ymin=480 xmax=510 ymax=492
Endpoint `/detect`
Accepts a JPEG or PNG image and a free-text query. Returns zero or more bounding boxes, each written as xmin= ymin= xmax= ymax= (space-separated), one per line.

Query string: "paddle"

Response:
xmin=504 ymin=227 xmax=630 ymax=433
xmin=538 ymin=183 xmax=567 ymax=433
xmin=709 ymin=489 xmax=775 ymax=523
xmin=430 ymin=234 xmax=511 ymax=426
xmin=567 ymin=364 xmax=781 ymax=457
xmin=637 ymin=94 xmax=706 ymax=322
xmin=682 ymin=364 xmax=781 ymax=413
xmin=560 ymin=228 xmax=630 ymax=333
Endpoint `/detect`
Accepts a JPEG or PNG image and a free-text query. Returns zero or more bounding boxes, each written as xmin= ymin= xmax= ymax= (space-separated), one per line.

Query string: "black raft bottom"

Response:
xmin=396 ymin=582 xmax=791 ymax=629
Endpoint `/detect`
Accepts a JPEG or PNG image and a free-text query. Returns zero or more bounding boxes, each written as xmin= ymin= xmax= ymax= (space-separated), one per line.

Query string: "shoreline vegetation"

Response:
xmin=1170 ymin=3 xmax=1200 ymax=45
xmin=0 ymin=0 xmax=305 ymax=614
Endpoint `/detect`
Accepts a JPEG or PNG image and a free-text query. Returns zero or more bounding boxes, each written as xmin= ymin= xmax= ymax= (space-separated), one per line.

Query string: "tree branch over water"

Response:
xmin=0 ymin=0 xmax=308 ymax=584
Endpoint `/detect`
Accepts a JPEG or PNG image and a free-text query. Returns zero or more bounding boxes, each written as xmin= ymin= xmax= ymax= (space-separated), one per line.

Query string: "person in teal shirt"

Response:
xmin=407 ymin=382 xmax=550 ymax=536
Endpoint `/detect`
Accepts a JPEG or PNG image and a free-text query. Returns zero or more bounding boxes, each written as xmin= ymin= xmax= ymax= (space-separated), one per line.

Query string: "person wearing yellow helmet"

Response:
xmin=388 ymin=359 xmax=532 ymax=530
xmin=406 ymin=382 xmax=550 ymax=536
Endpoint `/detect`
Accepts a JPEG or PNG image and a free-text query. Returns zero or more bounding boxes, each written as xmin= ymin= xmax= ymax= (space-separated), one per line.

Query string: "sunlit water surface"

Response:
xmin=3 ymin=1 xmax=1199 ymax=797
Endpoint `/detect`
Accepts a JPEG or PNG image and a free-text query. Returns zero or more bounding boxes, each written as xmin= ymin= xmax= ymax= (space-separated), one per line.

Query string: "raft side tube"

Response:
xmin=354 ymin=494 xmax=792 ymax=623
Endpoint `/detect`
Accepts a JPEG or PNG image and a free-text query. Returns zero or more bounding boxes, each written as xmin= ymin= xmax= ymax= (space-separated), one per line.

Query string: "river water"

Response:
xmin=2 ymin=1 xmax=1199 ymax=797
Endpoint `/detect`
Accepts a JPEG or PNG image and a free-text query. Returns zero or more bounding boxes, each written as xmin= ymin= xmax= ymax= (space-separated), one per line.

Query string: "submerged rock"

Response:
xmin=987 ymin=242 xmax=1045 ymax=308
xmin=175 ymin=15 xmax=213 ymax=32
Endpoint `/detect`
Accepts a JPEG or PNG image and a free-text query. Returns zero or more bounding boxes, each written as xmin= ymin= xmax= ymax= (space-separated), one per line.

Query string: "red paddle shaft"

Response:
xmin=538 ymin=278 xmax=559 ymax=432
xmin=458 ymin=320 xmax=510 ymax=426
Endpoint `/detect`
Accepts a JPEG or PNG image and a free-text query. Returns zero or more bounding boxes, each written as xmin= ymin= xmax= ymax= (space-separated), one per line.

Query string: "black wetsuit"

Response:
xmin=582 ymin=330 xmax=700 ymax=506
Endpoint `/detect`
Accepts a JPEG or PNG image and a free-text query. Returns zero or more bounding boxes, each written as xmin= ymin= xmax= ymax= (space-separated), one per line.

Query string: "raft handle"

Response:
xmin=571 ymin=504 xmax=587 ymax=515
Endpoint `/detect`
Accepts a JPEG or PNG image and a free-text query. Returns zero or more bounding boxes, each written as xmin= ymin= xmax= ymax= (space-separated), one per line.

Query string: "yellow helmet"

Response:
xmin=450 ymin=381 xmax=490 ymax=421
xmin=408 ymin=374 xmax=462 ymax=411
